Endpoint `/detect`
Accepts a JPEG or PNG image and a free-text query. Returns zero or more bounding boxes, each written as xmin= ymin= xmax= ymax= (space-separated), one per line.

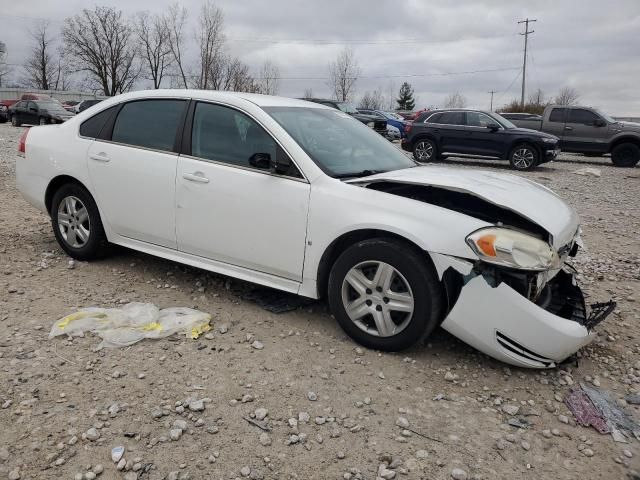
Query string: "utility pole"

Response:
xmin=518 ymin=18 xmax=536 ymax=108
xmin=488 ymin=90 xmax=496 ymax=111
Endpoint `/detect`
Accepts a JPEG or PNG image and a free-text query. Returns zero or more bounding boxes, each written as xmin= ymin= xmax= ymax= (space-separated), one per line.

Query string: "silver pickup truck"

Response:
xmin=502 ymin=106 xmax=640 ymax=167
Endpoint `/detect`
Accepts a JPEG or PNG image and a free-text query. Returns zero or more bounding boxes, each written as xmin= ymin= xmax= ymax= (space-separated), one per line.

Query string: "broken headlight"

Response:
xmin=465 ymin=227 xmax=559 ymax=271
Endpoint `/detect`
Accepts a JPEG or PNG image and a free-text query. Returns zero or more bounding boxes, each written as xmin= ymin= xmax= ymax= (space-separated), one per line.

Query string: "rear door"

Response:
xmin=465 ymin=111 xmax=506 ymax=156
xmin=26 ymin=102 xmax=39 ymax=125
xmin=428 ymin=111 xmax=469 ymax=154
xmin=86 ymin=98 xmax=188 ymax=248
xmin=544 ymin=107 xmax=568 ymax=139
xmin=562 ymin=108 xmax=609 ymax=153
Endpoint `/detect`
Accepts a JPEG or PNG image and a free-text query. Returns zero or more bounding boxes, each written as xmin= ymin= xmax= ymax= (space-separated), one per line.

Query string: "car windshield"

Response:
xmin=594 ymin=109 xmax=615 ymax=123
xmin=489 ymin=112 xmax=517 ymax=129
xmin=37 ymin=101 xmax=68 ymax=113
xmin=265 ymin=107 xmax=416 ymax=177
xmin=335 ymin=102 xmax=359 ymax=114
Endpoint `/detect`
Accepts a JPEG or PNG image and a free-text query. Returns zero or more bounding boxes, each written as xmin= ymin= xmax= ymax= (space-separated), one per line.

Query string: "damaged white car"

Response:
xmin=16 ymin=90 xmax=615 ymax=368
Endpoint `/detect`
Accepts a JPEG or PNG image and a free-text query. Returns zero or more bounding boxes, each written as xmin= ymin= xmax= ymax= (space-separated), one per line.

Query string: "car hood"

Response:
xmin=348 ymin=166 xmax=579 ymax=249
xmin=352 ymin=113 xmax=384 ymax=123
xmin=616 ymin=121 xmax=640 ymax=132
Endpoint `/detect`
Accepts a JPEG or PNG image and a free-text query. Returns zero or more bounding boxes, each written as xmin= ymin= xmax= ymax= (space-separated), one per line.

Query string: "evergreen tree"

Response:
xmin=396 ymin=82 xmax=415 ymax=110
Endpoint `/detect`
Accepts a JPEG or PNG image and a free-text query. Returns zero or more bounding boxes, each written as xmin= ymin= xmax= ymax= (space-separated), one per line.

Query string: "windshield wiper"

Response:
xmin=334 ymin=169 xmax=387 ymax=179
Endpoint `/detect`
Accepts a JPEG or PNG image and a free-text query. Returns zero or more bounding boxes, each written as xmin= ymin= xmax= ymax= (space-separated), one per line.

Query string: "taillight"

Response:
xmin=404 ymin=123 xmax=412 ymax=134
xmin=18 ymin=128 xmax=30 ymax=157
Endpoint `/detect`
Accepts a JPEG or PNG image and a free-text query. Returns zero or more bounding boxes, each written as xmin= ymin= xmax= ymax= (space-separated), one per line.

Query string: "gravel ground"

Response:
xmin=0 ymin=122 xmax=639 ymax=480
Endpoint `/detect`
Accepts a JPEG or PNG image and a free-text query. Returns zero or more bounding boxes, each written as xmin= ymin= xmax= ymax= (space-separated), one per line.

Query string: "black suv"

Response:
xmin=401 ymin=109 xmax=560 ymax=170
xmin=9 ymin=100 xmax=74 ymax=126
xmin=301 ymin=98 xmax=387 ymax=136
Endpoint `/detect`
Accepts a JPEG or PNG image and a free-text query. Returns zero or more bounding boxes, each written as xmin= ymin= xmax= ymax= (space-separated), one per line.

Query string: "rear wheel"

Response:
xmin=509 ymin=143 xmax=539 ymax=170
xmin=413 ymin=139 xmax=437 ymax=163
xmin=328 ymin=238 xmax=443 ymax=351
xmin=611 ymin=143 xmax=640 ymax=167
xmin=11 ymin=115 xmax=21 ymax=127
xmin=51 ymin=183 xmax=110 ymax=260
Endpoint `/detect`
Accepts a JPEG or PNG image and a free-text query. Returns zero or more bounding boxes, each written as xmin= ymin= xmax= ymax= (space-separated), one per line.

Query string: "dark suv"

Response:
xmin=401 ymin=109 xmax=560 ymax=170
xmin=301 ymin=98 xmax=387 ymax=136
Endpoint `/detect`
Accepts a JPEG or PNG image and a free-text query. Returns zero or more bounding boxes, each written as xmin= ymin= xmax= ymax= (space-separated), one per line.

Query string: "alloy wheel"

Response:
xmin=512 ymin=148 xmax=535 ymax=169
xmin=341 ymin=260 xmax=415 ymax=338
xmin=57 ymin=196 xmax=91 ymax=248
xmin=414 ymin=141 xmax=434 ymax=162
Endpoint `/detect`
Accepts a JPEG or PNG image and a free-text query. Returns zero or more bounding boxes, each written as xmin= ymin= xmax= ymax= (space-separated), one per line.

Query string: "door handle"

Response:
xmin=564 ymin=126 xmax=573 ymax=131
xmin=182 ymin=172 xmax=209 ymax=184
xmin=89 ymin=152 xmax=110 ymax=162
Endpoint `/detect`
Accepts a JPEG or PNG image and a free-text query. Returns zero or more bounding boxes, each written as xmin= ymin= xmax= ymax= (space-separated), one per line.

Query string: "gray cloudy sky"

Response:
xmin=1 ymin=0 xmax=639 ymax=114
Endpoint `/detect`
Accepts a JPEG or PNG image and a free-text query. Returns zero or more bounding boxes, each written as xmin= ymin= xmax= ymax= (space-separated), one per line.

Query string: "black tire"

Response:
xmin=509 ymin=143 xmax=539 ymax=171
xmin=412 ymin=138 xmax=438 ymax=163
xmin=39 ymin=116 xmax=47 ymax=125
xmin=11 ymin=115 xmax=21 ymax=127
xmin=51 ymin=183 xmax=110 ymax=261
xmin=327 ymin=238 xmax=443 ymax=351
xmin=611 ymin=143 xmax=640 ymax=167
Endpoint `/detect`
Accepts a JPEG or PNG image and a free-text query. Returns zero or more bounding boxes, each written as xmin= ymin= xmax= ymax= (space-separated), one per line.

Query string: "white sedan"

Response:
xmin=16 ymin=90 xmax=614 ymax=368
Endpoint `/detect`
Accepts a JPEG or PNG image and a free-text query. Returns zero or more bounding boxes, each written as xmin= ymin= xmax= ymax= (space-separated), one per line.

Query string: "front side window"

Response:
xmin=111 ymin=99 xmax=186 ymax=152
xmin=549 ymin=108 xmax=567 ymax=123
xmin=265 ymin=107 xmax=415 ymax=177
xmin=466 ymin=111 xmax=496 ymax=127
xmin=191 ymin=102 xmax=300 ymax=177
xmin=567 ymin=109 xmax=600 ymax=125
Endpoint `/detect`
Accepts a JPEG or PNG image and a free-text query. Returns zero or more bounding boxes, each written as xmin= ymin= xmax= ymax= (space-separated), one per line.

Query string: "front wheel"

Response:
xmin=412 ymin=139 xmax=437 ymax=163
xmin=509 ymin=144 xmax=539 ymax=170
xmin=328 ymin=238 xmax=443 ymax=351
xmin=611 ymin=143 xmax=640 ymax=167
xmin=39 ymin=116 xmax=48 ymax=125
xmin=51 ymin=183 xmax=110 ymax=260
xmin=11 ymin=115 xmax=21 ymax=127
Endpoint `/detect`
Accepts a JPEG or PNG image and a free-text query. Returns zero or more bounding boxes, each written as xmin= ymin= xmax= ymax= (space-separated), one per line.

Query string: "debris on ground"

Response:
xmin=49 ymin=302 xmax=211 ymax=348
xmin=574 ymin=167 xmax=602 ymax=177
xmin=565 ymin=383 xmax=640 ymax=440
xmin=241 ymin=287 xmax=316 ymax=313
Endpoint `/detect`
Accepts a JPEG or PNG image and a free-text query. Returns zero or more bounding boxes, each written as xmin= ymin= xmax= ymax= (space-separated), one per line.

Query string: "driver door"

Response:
xmin=176 ymin=102 xmax=310 ymax=281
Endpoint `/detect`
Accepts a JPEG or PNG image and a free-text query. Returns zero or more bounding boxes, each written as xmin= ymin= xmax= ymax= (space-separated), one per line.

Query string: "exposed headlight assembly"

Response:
xmin=466 ymin=227 xmax=559 ymax=271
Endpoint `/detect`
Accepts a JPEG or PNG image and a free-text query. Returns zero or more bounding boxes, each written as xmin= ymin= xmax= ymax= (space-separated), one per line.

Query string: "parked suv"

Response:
xmin=301 ymin=98 xmax=387 ymax=136
xmin=505 ymin=105 xmax=640 ymax=167
xmin=401 ymin=109 xmax=560 ymax=170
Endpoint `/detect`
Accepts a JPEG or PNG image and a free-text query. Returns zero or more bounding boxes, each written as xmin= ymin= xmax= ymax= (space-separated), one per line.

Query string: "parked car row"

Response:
xmin=2 ymin=94 xmax=104 ymax=127
xmin=301 ymin=98 xmax=388 ymax=137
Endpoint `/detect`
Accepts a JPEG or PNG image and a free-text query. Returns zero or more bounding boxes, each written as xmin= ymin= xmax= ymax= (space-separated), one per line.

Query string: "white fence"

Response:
xmin=0 ymin=88 xmax=107 ymax=103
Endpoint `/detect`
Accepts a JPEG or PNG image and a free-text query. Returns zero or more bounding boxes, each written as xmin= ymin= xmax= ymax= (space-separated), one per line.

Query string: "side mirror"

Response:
xmin=272 ymin=147 xmax=292 ymax=175
xmin=248 ymin=152 xmax=271 ymax=170
xmin=594 ymin=119 xmax=606 ymax=127
xmin=486 ymin=123 xmax=500 ymax=132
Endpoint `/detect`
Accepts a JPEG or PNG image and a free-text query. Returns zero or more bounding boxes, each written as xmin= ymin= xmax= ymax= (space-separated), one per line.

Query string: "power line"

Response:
xmin=493 ymin=69 xmax=522 ymax=107
xmin=518 ymin=18 xmax=536 ymax=107
xmin=257 ymin=67 xmax=521 ymax=81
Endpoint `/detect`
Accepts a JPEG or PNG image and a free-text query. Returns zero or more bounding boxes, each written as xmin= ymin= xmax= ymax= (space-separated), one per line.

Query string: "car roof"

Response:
xmin=96 ymin=89 xmax=331 ymax=109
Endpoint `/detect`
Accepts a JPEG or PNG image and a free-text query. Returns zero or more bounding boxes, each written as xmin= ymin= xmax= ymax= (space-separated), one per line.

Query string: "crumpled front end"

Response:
xmin=432 ymin=253 xmax=615 ymax=369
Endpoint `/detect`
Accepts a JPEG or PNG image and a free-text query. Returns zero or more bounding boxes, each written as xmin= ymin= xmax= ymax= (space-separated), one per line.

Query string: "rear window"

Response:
xmin=111 ymin=99 xmax=186 ymax=152
xmin=549 ymin=108 xmax=567 ymax=123
xmin=80 ymin=106 xmax=117 ymax=139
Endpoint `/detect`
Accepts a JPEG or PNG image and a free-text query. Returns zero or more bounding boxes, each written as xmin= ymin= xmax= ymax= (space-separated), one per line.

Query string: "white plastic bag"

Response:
xmin=49 ymin=302 xmax=212 ymax=349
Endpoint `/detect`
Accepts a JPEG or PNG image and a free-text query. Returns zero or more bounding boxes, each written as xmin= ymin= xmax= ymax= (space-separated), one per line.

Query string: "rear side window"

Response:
xmin=435 ymin=111 xmax=465 ymax=125
xmin=112 ymin=99 xmax=186 ymax=152
xmin=79 ymin=106 xmax=117 ymax=139
xmin=549 ymin=108 xmax=567 ymax=122
xmin=567 ymin=109 xmax=600 ymax=125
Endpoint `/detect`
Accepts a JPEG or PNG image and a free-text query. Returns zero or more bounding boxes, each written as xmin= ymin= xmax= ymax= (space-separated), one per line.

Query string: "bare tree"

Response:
xmin=327 ymin=47 xmax=360 ymax=101
xmin=0 ymin=43 xmax=9 ymax=87
xmin=443 ymin=92 xmax=467 ymax=108
xmin=528 ymin=88 xmax=546 ymax=106
xmin=258 ymin=60 xmax=280 ymax=95
xmin=164 ymin=3 xmax=189 ymax=88
xmin=135 ymin=12 xmax=172 ymax=89
xmin=195 ymin=1 xmax=225 ymax=90
xmin=22 ymin=21 xmax=58 ymax=90
xmin=303 ymin=88 xmax=313 ymax=98
xmin=554 ymin=86 xmax=580 ymax=106
xmin=62 ymin=6 xmax=139 ymax=96
xmin=359 ymin=89 xmax=384 ymax=110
